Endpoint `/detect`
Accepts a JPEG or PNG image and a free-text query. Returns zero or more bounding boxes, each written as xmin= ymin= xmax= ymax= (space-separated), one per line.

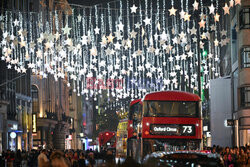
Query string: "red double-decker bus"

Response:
xmin=128 ymin=91 xmax=202 ymax=162
xmin=98 ymin=131 xmax=116 ymax=151
xmin=127 ymin=99 xmax=142 ymax=158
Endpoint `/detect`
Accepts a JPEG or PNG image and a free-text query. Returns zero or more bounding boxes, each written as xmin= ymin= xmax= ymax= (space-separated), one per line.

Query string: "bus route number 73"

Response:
xmin=182 ymin=126 xmax=193 ymax=134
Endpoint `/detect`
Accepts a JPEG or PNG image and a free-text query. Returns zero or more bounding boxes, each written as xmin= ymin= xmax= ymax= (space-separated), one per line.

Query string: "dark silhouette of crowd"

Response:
xmin=0 ymin=148 xmax=135 ymax=167
xmin=206 ymin=145 xmax=250 ymax=167
xmin=0 ymin=145 xmax=249 ymax=167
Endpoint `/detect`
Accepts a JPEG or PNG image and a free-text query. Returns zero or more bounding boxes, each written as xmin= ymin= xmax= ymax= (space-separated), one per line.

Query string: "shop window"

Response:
xmin=241 ymin=47 xmax=250 ymax=68
xmin=239 ymin=8 xmax=250 ymax=29
xmin=240 ymin=87 xmax=250 ymax=108
xmin=31 ymin=85 xmax=39 ymax=113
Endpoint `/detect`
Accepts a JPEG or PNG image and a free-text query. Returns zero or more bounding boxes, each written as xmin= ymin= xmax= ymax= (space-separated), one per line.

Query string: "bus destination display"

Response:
xmin=150 ymin=124 xmax=195 ymax=136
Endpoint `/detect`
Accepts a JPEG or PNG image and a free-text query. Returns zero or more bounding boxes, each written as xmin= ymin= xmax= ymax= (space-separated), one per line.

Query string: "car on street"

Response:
xmin=142 ymin=151 xmax=224 ymax=167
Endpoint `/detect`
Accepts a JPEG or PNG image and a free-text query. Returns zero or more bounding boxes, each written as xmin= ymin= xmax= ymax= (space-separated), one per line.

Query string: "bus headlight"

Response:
xmin=146 ymin=122 xmax=150 ymax=126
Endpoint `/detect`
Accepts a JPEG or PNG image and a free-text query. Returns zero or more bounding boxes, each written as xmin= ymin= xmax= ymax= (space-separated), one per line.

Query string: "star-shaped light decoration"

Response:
xmin=94 ymin=27 xmax=100 ymax=34
xmin=107 ymin=33 xmax=115 ymax=43
xmin=135 ymin=22 xmax=141 ymax=29
xmin=55 ymin=32 xmax=61 ymax=40
xmin=184 ymin=13 xmax=191 ymax=21
xmin=65 ymin=38 xmax=73 ymax=46
xmin=180 ymin=54 xmax=187 ymax=60
xmin=223 ymin=3 xmax=230 ymax=15
xmin=199 ymin=19 xmax=206 ymax=29
xmin=13 ymin=19 xmax=19 ymax=26
xmin=210 ymin=24 xmax=216 ymax=31
xmin=235 ymin=0 xmax=241 ymax=5
xmin=114 ymin=42 xmax=121 ymax=50
xmin=143 ymin=17 xmax=151 ymax=25
xmin=201 ymin=33 xmax=207 ymax=39
xmin=187 ymin=50 xmax=193 ymax=57
xmin=179 ymin=31 xmax=186 ymax=38
xmin=36 ymin=50 xmax=43 ymax=58
xmin=190 ymin=26 xmax=197 ymax=35
xmin=229 ymin=0 xmax=234 ymax=7
xmin=114 ymin=31 xmax=123 ymax=40
xmin=209 ymin=4 xmax=215 ymax=14
xmin=62 ymin=24 xmax=72 ymax=35
xmin=214 ymin=39 xmax=219 ymax=46
xmin=160 ymin=31 xmax=168 ymax=41
xmin=18 ymin=29 xmax=23 ymax=35
xmin=214 ymin=13 xmax=220 ymax=22
xmin=19 ymin=40 xmax=26 ymax=48
xmin=221 ymin=30 xmax=227 ymax=37
xmin=200 ymin=41 xmax=204 ymax=48
xmin=130 ymin=4 xmax=138 ymax=13
xmin=117 ymin=22 xmax=124 ymax=31
xmin=168 ymin=6 xmax=177 ymax=16
xmin=179 ymin=10 xmax=186 ymax=19
xmin=90 ymin=47 xmax=97 ymax=56
xmin=100 ymin=35 xmax=107 ymax=46
xmin=7 ymin=64 xmax=12 ymax=69
xmin=130 ymin=30 xmax=137 ymax=38
xmin=77 ymin=15 xmax=82 ymax=22
xmin=193 ymin=1 xmax=199 ymax=10
xmin=127 ymin=39 xmax=132 ymax=48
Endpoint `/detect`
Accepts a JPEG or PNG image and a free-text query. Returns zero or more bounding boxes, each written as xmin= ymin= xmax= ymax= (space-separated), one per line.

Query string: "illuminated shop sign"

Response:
xmin=7 ymin=122 xmax=18 ymax=131
xmin=32 ymin=114 xmax=37 ymax=133
xmin=150 ymin=124 xmax=195 ymax=136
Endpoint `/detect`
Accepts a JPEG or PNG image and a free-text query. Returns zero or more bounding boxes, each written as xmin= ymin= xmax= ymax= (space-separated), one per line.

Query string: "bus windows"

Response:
xmin=144 ymin=101 xmax=198 ymax=117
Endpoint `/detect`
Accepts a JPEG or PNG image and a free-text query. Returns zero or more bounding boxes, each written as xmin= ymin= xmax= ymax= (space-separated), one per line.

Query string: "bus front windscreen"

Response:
xmin=143 ymin=101 xmax=199 ymax=117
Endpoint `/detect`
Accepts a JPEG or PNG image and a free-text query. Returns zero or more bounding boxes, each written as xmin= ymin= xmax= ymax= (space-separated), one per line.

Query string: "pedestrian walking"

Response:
xmin=37 ymin=149 xmax=49 ymax=167
xmin=50 ymin=150 xmax=70 ymax=167
xmin=78 ymin=152 xmax=86 ymax=167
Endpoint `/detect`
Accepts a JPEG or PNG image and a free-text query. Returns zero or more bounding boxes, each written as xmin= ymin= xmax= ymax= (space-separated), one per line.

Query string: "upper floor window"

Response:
xmin=239 ymin=8 xmax=250 ymax=29
xmin=240 ymin=86 xmax=250 ymax=108
xmin=241 ymin=47 xmax=250 ymax=68
xmin=31 ymin=85 xmax=39 ymax=99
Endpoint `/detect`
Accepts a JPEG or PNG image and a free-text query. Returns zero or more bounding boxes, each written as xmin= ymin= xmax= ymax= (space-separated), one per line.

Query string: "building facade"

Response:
xmin=0 ymin=60 xmax=32 ymax=152
xmin=231 ymin=0 xmax=250 ymax=146
xmin=31 ymin=75 xmax=73 ymax=150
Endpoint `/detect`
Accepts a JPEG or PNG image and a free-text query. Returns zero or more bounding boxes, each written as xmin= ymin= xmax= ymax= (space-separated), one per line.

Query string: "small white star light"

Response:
xmin=193 ymin=1 xmax=199 ymax=11
xmin=130 ymin=4 xmax=138 ymax=13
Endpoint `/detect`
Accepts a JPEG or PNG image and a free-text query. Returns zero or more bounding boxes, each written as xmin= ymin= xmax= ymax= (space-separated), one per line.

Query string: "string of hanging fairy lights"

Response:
xmin=0 ymin=0 xmax=241 ymax=102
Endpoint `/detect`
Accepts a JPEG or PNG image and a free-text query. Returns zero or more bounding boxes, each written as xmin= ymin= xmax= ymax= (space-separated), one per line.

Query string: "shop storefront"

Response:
xmin=7 ymin=120 xmax=19 ymax=151
xmin=234 ymin=109 xmax=250 ymax=146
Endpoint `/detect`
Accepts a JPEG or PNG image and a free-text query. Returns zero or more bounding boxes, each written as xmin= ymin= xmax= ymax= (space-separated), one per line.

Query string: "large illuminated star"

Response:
xmin=223 ymin=3 xmax=230 ymax=15
xmin=229 ymin=0 xmax=234 ymax=7
xmin=209 ymin=4 xmax=215 ymax=14
xmin=235 ymin=0 xmax=241 ymax=5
